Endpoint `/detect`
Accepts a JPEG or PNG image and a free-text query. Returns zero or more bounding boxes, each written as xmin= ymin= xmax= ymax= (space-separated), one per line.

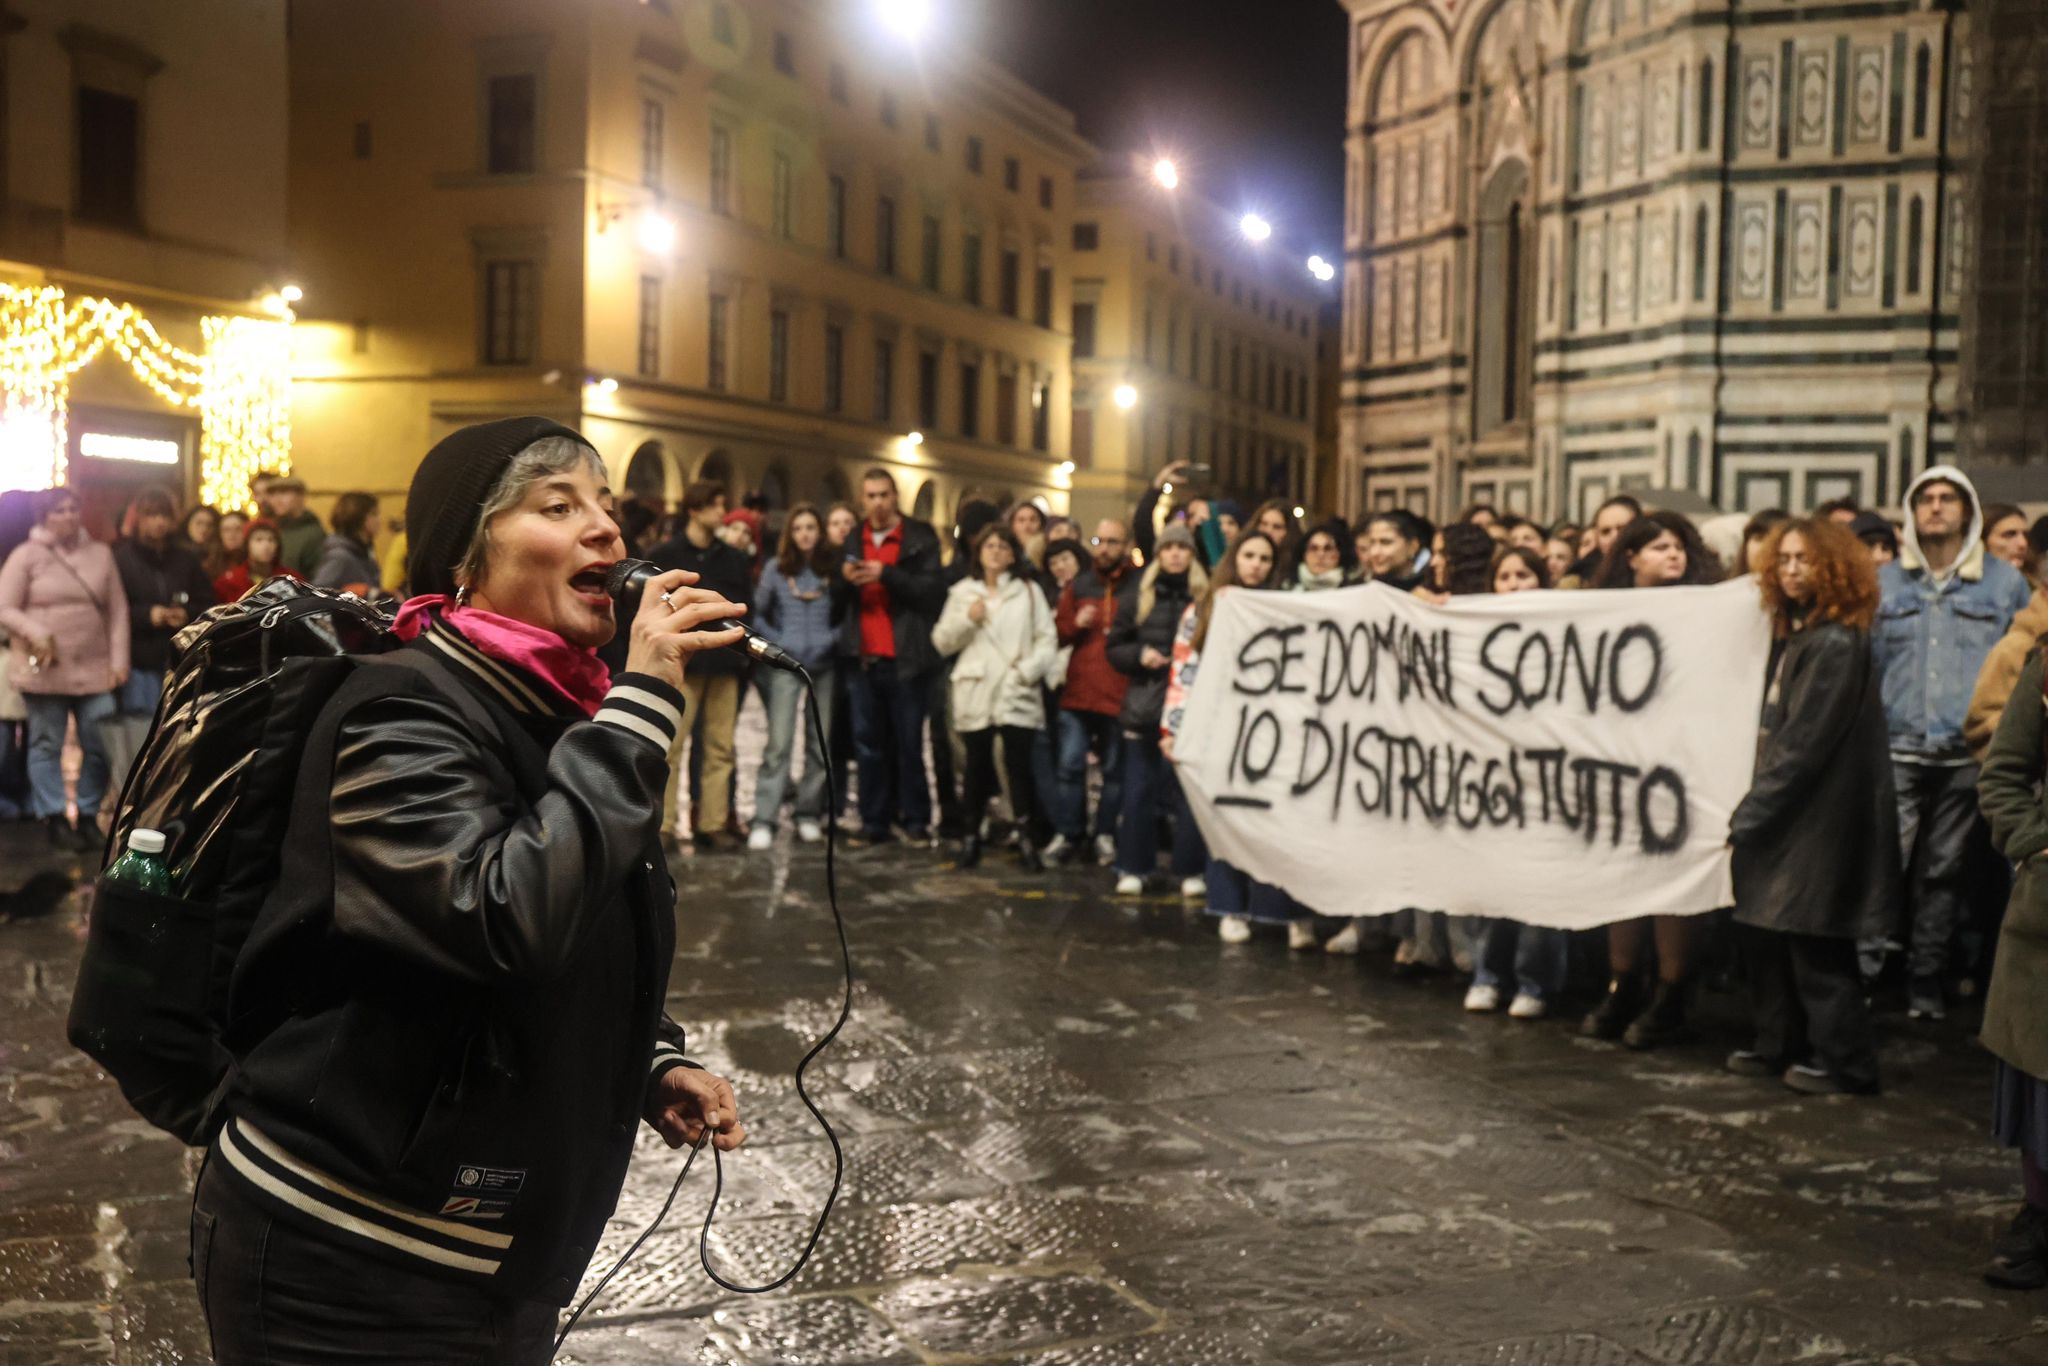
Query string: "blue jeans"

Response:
xmin=752 ymin=664 xmax=836 ymax=828
xmin=1469 ymin=919 xmax=1570 ymax=999
xmin=846 ymin=661 xmax=932 ymax=834
xmin=119 ymin=669 xmax=164 ymax=717
xmin=24 ymin=690 xmax=115 ymax=819
xmin=1054 ymin=709 xmax=1123 ymax=841
xmin=1115 ymin=729 xmax=1206 ymax=879
xmin=1207 ymin=859 xmax=1304 ymax=922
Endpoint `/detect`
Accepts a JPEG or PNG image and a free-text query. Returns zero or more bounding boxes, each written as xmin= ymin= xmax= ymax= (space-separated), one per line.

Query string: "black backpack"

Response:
xmin=66 ymin=578 xmax=402 ymax=1144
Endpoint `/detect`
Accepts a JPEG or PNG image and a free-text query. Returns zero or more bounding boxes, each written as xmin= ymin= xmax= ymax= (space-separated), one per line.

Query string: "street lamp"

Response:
xmin=280 ymin=284 xmax=304 ymax=304
xmin=905 ymin=430 xmax=925 ymax=446
xmin=1113 ymin=383 xmax=1139 ymax=411
xmin=1151 ymin=158 xmax=1180 ymax=191
xmin=1056 ymin=460 xmax=1076 ymax=476
xmin=1307 ymin=255 xmax=1335 ymax=283
xmin=1239 ymin=213 xmax=1272 ymax=243
xmin=876 ymin=0 xmax=930 ymax=40
xmin=637 ymin=209 xmax=679 ymax=256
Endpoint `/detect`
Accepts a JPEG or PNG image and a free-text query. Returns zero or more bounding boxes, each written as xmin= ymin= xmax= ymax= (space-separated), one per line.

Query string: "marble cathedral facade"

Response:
xmin=1336 ymin=0 xmax=1972 ymax=522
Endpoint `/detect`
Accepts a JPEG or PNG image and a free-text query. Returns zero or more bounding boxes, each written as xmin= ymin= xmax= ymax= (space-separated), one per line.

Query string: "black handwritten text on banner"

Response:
xmin=1175 ymin=581 xmax=1773 ymax=929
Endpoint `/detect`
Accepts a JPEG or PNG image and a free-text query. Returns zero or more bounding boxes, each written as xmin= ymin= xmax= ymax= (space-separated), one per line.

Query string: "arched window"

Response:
xmin=1697 ymin=59 xmax=1713 ymax=151
xmin=1692 ymin=205 xmax=1711 ymax=302
xmin=758 ymin=463 xmax=790 ymax=511
xmin=912 ymin=480 xmax=936 ymax=524
xmin=1912 ymin=42 xmax=1932 ymax=141
xmin=696 ymin=449 xmax=734 ymax=491
xmin=1907 ymin=195 xmax=1925 ymax=295
xmin=1473 ymin=160 xmax=1533 ymax=434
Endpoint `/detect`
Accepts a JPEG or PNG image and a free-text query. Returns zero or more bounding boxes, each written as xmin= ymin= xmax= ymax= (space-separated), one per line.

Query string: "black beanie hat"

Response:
xmin=405 ymin=416 xmax=595 ymax=598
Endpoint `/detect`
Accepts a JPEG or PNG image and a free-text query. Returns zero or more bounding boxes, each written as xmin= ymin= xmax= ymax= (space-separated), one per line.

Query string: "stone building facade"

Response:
xmin=1337 ymin=0 xmax=1971 ymax=522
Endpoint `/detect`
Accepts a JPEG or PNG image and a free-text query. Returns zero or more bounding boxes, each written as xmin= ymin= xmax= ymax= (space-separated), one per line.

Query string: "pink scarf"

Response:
xmin=392 ymin=595 xmax=613 ymax=717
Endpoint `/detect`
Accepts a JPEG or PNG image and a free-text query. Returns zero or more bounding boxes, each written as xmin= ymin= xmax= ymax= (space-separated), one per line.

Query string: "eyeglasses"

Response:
xmin=1090 ymin=536 xmax=1126 ymax=547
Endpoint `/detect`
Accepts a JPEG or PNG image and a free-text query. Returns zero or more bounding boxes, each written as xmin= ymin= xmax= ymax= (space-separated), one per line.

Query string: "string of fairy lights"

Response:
xmin=0 ymin=281 xmax=292 ymax=508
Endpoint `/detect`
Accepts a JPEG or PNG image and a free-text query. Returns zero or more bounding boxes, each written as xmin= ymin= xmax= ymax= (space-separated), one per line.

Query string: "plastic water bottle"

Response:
xmin=105 ymin=829 xmax=172 ymax=896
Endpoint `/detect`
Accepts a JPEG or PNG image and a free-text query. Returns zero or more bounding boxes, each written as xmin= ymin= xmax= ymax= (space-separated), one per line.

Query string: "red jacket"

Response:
xmin=1055 ymin=559 xmax=1133 ymax=717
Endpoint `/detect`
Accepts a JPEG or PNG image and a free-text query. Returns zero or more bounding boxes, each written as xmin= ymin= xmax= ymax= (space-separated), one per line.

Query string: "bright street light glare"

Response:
xmin=1056 ymin=460 xmax=1076 ymax=476
xmin=876 ymin=0 xmax=930 ymax=39
xmin=637 ymin=210 xmax=678 ymax=256
xmin=1307 ymin=255 xmax=1336 ymax=283
xmin=1113 ymin=383 xmax=1139 ymax=410
xmin=280 ymin=284 xmax=304 ymax=303
xmin=1151 ymin=158 xmax=1180 ymax=190
xmin=906 ymin=430 xmax=925 ymax=446
xmin=1292 ymin=506 xmax=1307 ymax=519
xmin=1239 ymin=213 xmax=1272 ymax=243
xmin=592 ymin=377 xmax=619 ymax=395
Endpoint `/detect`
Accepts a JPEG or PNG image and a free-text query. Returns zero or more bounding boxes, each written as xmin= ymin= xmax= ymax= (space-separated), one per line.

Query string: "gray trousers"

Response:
xmin=1861 ymin=758 xmax=1978 ymax=983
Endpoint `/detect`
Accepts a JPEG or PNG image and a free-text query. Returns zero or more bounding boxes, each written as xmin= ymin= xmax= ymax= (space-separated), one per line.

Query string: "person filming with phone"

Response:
xmin=191 ymin=418 xmax=748 ymax=1363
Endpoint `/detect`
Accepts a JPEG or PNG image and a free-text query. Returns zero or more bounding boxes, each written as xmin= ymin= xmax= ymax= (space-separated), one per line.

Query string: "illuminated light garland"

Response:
xmin=0 ymin=282 xmax=291 ymax=498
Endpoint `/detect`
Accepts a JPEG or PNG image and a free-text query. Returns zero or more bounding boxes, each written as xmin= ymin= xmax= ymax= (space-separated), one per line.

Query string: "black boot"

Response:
xmin=1018 ymin=841 xmax=1043 ymax=873
xmin=45 ymin=815 xmax=74 ymax=850
xmin=958 ymin=835 xmax=982 ymax=869
xmin=1580 ymin=975 xmax=1643 ymax=1040
xmin=1987 ymin=1205 xmax=2048 ymax=1290
xmin=1623 ymin=979 xmax=1690 ymax=1050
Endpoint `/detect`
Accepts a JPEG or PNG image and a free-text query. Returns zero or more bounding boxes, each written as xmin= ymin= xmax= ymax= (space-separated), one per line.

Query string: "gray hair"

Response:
xmin=454 ymin=435 xmax=610 ymax=591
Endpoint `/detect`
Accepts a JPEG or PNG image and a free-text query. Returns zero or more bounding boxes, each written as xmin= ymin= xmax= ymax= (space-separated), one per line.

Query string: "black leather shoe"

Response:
xmin=1987 ymin=1205 xmax=2048 ymax=1290
xmin=1580 ymin=976 xmax=1643 ymax=1041
xmin=958 ymin=835 xmax=982 ymax=869
xmin=46 ymin=816 xmax=72 ymax=849
xmin=1017 ymin=842 xmax=1043 ymax=873
xmin=1623 ymin=980 xmax=1690 ymax=1050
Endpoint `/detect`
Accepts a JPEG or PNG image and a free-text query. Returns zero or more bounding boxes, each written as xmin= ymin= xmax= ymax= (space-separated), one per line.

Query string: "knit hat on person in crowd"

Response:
xmin=405 ymin=416 xmax=594 ymax=598
xmin=1850 ymin=510 xmax=1900 ymax=556
xmin=954 ymin=499 xmax=1001 ymax=547
xmin=1211 ymin=498 xmax=1245 ymax=525
xmin=1156 ymin=522 xmax=1197 ymax=551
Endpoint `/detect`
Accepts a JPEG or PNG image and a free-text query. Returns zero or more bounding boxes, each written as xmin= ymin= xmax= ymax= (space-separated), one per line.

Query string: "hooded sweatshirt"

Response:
xmin=1874 ymin=465 xmax=2032 ymax=762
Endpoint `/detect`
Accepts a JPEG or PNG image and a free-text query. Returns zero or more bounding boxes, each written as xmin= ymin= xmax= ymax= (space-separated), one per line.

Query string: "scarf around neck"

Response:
xmin=1296 ymin=564 xmax=1346 ymax=592
xmin=391 ymin=595 xmax=613 ymax=717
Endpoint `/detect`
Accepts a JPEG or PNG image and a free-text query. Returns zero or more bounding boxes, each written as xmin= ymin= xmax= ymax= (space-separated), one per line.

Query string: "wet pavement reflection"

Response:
xmin=3 ymin=817 xmax=2046 ymax=1362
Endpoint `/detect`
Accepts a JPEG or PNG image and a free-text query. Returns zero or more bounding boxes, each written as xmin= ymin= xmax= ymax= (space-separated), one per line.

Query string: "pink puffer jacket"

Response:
xmin=0 ymin=526 xmax=129 ymax=696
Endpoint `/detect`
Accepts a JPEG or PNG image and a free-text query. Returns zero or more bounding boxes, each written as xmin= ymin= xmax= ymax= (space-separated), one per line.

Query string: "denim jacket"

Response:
xmin=1874 ymin=550 xmax=2030 ymax=761
xmin=752 ymin=561 xmax=839 ymax=670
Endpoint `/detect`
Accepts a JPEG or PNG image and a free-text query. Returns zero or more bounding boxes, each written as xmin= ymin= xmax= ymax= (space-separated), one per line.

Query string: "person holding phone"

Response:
xmin=112 ymin=487 xmax=216 ymax=722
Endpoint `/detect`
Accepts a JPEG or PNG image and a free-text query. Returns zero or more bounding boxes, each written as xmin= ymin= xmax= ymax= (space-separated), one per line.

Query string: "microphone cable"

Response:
xmin=554 ymin=667 xmax=851 ymax=1357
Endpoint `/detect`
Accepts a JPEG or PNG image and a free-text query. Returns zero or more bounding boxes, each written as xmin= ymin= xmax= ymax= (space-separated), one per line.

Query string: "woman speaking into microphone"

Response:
xmin=193 ymin=418 xmax=748 ymax=1362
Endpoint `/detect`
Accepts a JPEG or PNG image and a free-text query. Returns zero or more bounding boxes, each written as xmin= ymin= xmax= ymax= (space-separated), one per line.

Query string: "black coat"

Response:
xmin=831 ymin=517 xmax=946 ymax=680
xmin=223 ymin=638 xmax=691 ymax=1303
xmin=647 ymin=531 xmax=756 ymax=677
xmin=112 ymin=537 xmax=217 ymax=673
xmin=1729 ymin=621 xmax=1902 ymax=940
xmin=1104 ymin=568 xmax=1194 ymax=735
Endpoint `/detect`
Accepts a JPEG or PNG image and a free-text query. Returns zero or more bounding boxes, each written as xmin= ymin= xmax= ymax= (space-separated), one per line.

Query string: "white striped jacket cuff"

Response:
xmin=593 ymin=674 xmax=687 ymax=751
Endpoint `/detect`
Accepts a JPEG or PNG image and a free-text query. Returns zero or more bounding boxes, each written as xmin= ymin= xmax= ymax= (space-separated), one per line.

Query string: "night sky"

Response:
xmin=965 ymin=0 xmax=1350 ymax=258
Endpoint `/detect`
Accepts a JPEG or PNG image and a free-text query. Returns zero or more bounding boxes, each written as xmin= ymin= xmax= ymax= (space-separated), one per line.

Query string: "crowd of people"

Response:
xmin=0 ymin=474 xmax=392 ymax=848
xmin=9 ymin=449 xmax=2048 ymax=1292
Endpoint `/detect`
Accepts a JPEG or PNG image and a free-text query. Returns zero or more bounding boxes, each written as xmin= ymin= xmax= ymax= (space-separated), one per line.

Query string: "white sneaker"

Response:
xmin=1094 ymin=834 xmax=1117 ymax=866
xmin=1180 ymin=875 xmax=1207 ymax=900
xmin=746 ymin=827 xmax=774 ymax=852
xmin=1324 ymin=922 xmax=1363 ymax=955
xmin=1508 ymin=992 xmax=1547 ymax=1020
xmin=1217 ymin=915 xmax=1252 ymax=944
xmin=796 ymin=820 xmax=823 ymax=844
xmin=1463 ymin=984 xmax=1501 ymax=1013
xmin=1042 ymin=834 xmax=1073 ymax=863
xmin=1114 ymin=873 xmax=1145 ymax=896
xmin=1287 ymin=920 xmax=1319 ymax=951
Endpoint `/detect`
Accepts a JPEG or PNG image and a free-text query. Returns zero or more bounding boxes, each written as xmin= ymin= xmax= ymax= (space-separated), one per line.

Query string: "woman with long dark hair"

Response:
xmin=933 ymin=522 xmax=1057 ymax=869
xmin=748 ymin=503 xmax=842 ymax=848
xmin=1164 ymin=531 xmax=1316 ymax=947
xmin=191 ymin=418 xmax=747 ymax=1362
xmin=1727 ymin=517 xmax=1895 ymax=1094
xmin=1583 ymin=509 xmax=1722 ymax=1047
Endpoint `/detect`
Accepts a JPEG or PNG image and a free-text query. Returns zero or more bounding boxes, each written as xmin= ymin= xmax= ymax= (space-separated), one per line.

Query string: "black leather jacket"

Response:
xmin=220 ymin=638 xmax=693 ymax=1304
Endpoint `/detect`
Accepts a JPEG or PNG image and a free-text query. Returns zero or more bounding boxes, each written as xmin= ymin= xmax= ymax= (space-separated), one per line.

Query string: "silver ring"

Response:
xmin=660 ymin=590 xmax=675 ymax=608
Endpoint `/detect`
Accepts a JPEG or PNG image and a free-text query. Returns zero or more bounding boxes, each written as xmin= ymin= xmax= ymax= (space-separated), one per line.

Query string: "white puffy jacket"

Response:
xmin=932 ymin=574 xmax=1057 ymax=731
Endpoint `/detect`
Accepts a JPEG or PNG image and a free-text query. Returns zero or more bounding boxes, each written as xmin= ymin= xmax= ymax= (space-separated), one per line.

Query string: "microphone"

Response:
xmin=603 ymin=558 xmax=805 ymax=673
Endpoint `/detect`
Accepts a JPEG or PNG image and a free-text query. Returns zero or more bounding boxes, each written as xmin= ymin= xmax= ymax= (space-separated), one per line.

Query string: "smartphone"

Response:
xmin=1182 ymin=463 xmax=1215 ymax=485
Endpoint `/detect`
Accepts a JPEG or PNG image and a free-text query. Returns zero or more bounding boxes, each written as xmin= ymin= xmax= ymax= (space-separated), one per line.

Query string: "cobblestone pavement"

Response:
xmin=4 ymin=700 xmax=2048 ymax=1362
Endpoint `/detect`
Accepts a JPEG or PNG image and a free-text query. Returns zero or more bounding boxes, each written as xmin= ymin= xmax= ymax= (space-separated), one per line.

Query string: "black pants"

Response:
xmin=961 ymin=725 xmax=1040 ymax=844
xmin=191 ymin=1159 xmax=557 ymax=1365
xmin=1740 ymin=924 xmax=1878 ymax=1086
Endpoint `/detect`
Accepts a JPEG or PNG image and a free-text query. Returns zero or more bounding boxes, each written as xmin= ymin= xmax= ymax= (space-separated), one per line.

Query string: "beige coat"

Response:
xmin=0 ymin=527 xmax=129 ymax=697
xmin=1966 ymin=588 xmax=2048 ymax=761
xmin=933 ymin=574 xmax=1056 ymax=732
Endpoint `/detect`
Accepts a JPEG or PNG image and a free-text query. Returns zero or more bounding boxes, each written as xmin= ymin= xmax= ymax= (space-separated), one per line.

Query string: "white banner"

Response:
xmin=1175 ymin=580 xmax=1773 ymax=929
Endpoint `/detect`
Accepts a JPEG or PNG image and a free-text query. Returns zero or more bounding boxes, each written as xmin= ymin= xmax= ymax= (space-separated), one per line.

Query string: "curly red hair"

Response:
xmin=1754 ymin=516 xmax=1879 ymax=635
